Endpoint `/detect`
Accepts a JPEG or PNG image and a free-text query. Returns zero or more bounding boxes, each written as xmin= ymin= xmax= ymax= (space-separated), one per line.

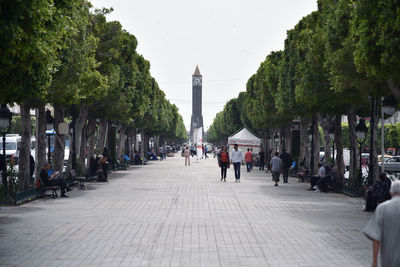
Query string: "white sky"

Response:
xmin=90 ymin=0 xmax=318 ymax=131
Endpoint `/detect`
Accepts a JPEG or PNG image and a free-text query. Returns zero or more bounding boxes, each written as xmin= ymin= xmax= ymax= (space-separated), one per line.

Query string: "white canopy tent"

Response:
xmin=227 ymin=128 xmax=261 ymax=159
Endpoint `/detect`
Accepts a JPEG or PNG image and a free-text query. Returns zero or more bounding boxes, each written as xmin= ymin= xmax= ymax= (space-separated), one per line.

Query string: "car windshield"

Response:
xmin=5 ymin=142 xmax=17 ymax=150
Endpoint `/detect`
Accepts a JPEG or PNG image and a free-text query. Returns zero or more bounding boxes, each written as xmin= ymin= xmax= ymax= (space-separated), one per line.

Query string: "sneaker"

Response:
xmin=60 ymin=194 xmax=69 ymax=198
xmin=274 ymin=184 xmax=278 ymax=186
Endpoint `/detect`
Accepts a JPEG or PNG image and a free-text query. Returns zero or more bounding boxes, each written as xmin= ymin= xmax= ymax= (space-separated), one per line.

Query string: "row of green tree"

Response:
xmin=0 ymin=1 xmax=187 ymax=192
xmin=207 ymin=0 xmax=400 ymax=189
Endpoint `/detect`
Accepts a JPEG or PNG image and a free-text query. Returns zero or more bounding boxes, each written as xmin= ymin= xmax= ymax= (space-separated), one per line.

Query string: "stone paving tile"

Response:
xmin=0 ymin=155 xmax=373 ymax=267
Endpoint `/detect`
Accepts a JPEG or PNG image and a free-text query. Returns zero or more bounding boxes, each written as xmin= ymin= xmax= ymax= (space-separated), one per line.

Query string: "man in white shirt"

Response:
xmin=270 ymin=152 xmax=283 ymax=186
xmin=310 ymin=163 xmax=325 ymax=191
xmin=363 ymin=180 xmax=400 ymax=267
xmin=230 ymin=144 xmax=243 ymax=182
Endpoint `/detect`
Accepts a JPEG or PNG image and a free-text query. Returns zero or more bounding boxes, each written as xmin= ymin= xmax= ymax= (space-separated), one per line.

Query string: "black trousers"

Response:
xmin=282 ymin=167 xmax=289 ymax=182
xmin=50 ymin=178 xmax=66 ymax=195
xmin=259 ymin=160 xmax=265 ymax=170
xmin=220 ymin=165 xmax=227 ymax=178
xmin=102 ymin=164 xmax=108 ymax=180
xmin=311 ymin=175 xmax=319 ymax=188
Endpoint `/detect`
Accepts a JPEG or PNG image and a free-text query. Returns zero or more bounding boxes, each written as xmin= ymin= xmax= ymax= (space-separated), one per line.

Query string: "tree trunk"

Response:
xmin=369 ymin=98 xmax=379 ymax=184
xmin=312 ymin=114 xmax=320 ymax=174
xmin=18 ymin=101 xmax=31 ymax=192
xmin=117 ymin=126 xmax=126 ymax=161
xmin=35 ymin=107 xmax=47 ymax=183
xmin=133 ymin=129 xmax=137 ymax=153
xmin=79 ymin=121 xmax=87 ymax=176
xmin=53 ymin=104 xmax=65 ymax=174
xmin=140 ymin=130 xmax=145 ymax=154
xmin=334 ymin=115 xmax=345 ymax=188
xmin=97 ymin=119 xmax=108 ymax=153
xmin=155 ymin=135 xmax=160 ymax=154
xmin=284 ymin=125 xmax=292 ymax=153
xmin=299 ymin=117 xmax=310 ymax=168
xmin=144 ymin=133 xmax=149 ymax=153
xmin=348 ymin=108 xmax=359 ymax=187
xmin=317 ymin=113 xmax=332 ymax=165
xmin=75 ymin=105 xmax=88 ymax=161
xmin=86 ymin=117 xmax=96 ymax=171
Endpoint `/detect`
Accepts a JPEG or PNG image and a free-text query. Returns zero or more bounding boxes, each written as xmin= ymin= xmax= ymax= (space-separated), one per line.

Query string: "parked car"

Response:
xmin=379 ymin=156 xmax=400 ymax=173
xmin=377 ymin=154 xmax=393 ymax=163
xmin=0 ymin=134 xmax=21 ymax=164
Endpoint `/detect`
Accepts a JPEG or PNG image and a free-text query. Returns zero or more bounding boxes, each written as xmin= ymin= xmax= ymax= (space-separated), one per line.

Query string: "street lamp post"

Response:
xmin=274 ymin=133 xmax=279 ymax=153
xmin=329 ymin=127 xmax=335 ymax=165
xmin=0 ymin=105 xmax=12 ymax=195
xmin=356 ymin=118 xmax=368 ymax=188
xmin=45 ymin=110 xmax=54 ymax=164
xmin=308 ymin=125 xmax=314 ymax=175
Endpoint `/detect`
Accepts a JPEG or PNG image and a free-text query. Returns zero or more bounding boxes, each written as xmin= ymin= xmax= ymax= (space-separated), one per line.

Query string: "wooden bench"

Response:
xmin=40 ymin=185 xmax=60 ymax=199
xmin=71 ymin=170 xmax=86 ymax=189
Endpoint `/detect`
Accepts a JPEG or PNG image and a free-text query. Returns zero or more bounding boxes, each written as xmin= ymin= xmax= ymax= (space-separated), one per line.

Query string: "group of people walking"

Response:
xmin=215 ymin=144 xmax=292 ymax=185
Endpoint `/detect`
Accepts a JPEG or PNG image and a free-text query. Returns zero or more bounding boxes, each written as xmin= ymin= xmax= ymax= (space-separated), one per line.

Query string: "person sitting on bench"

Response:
xmin=40 ymin=163 xmax=69 ymax=198
xmin=134 ymin=151 xmax=142 ymax=165
xmin=309 ymin=163 xmax=324 ymax=191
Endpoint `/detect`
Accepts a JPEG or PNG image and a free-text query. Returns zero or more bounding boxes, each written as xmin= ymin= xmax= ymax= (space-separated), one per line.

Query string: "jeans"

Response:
xmin=246 ymin=162 xmax=252 ymax=172
xmin=233 ymin=162 xmax=241 ymax=180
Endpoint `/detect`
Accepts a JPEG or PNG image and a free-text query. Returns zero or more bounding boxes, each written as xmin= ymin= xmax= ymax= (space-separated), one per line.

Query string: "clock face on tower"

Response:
xmin=193 ymin=77 xmax=202 ymax=86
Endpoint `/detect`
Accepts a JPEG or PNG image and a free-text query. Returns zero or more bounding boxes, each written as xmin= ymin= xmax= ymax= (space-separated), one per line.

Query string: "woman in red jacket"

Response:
xmin=218 ymin=146 xmax=230 ymax=182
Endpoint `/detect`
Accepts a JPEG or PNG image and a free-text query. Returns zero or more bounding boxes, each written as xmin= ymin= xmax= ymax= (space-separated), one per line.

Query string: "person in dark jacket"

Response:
xmin=258 ymin=149 xmax=265 ymax=171
xmin=280 ymin=149 xmax=292 ymax=183
xmin=39 ymin=163 xmax=68 ymax=197
xmin=101 ymin=147 xmax=110 ymax=181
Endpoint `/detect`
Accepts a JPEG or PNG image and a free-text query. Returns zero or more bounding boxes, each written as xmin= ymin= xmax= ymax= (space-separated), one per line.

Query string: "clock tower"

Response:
xmin=190 ymin=65 xmax=204 ymax=142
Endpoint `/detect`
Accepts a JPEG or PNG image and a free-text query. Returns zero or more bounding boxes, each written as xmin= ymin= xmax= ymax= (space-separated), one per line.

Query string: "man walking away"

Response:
xmin=280 ymin=149 xmax=291 ymax=183
xmin=231 ymin=144 xmax=243 ymax=183
xmin=259 ymin=149 xmax=265 ymax=171
xmin=270 ymin=152 xmax=282 ymax=186
xmin=245 ymin=148 xmax=253 ymax=172
xmin=363 ymin=180 xmax=400 ymax=267
xmin=204 ymin=145 xmax=209 ymax=158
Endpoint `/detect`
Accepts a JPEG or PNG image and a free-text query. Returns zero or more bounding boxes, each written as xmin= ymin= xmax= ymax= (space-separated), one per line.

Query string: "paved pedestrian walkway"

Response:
xmin=0 ymin=155 xmax=373 ymax=266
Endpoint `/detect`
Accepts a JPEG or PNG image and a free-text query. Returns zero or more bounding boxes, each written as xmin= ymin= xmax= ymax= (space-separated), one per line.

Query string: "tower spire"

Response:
xmin=194 ymin=65 xmax=201 ymax=76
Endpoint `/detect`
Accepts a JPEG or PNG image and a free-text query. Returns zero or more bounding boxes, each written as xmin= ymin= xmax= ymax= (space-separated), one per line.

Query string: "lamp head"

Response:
xmin=328 ymin=127 xmax=335 ymax=139
xmin=46 ymin=110 xmax=54 ymax=130
xmin=382 ymin=95 xmax=397 ymax=116
xmin=355 ymin=118 xmax=368 ymax=142
xmin=0 ymin=105 xmax=12 ymax=133
xmin=274 ymin=133 xmax=279 ymax=143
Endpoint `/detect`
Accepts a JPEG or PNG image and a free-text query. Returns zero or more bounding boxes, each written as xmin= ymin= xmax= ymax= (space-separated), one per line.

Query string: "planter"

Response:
xmin=342 ymin=186 xmax=363 ymax=197
xmin=0 ymin=188 xmax=42 ymax=206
